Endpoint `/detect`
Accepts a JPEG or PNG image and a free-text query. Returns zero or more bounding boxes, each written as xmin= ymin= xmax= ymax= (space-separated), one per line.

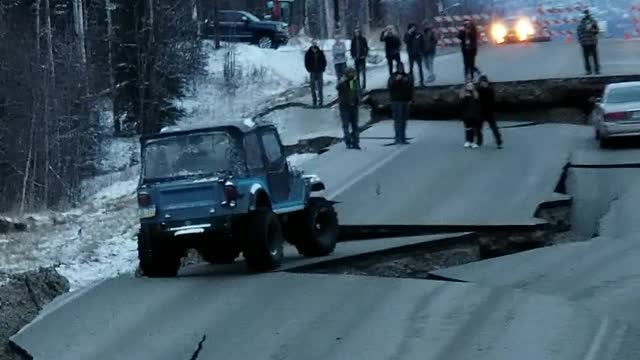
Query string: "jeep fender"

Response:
xmin=249 ymin=184 xmax=271 ymax=211
xmin=303 ymin=174 xmax=326 ymax=192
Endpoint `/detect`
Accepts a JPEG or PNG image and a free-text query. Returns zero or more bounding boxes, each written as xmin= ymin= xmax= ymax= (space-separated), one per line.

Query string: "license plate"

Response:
xmin=138 ymin=207 xmax=156 ymax=219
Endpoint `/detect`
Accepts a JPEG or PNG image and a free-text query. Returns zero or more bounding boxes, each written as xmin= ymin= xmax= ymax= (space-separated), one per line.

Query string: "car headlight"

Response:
xmin=516 ymin=19 xmax=535 ymax=40
xmin=491 ymin=23 xmax=507 ymax=43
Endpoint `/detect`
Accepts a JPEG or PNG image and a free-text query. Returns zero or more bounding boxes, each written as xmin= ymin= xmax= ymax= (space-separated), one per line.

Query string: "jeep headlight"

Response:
xmin=516 ymin=18 xmax=535 ymax=41
xmin=492 ymin=23 xmax=507 ymax=43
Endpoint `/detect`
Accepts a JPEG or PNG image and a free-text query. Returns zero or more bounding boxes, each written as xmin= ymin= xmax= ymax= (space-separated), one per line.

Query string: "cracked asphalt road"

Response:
xmin=9 ymin=40 xmax=640 ymax=360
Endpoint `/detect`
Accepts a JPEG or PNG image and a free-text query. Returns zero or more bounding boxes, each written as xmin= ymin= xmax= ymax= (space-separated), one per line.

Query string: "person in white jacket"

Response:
xmin=332 ymin=35 xmax=348 ymax=81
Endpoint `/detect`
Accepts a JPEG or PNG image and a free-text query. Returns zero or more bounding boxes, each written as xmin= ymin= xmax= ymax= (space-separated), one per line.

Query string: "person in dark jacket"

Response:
xmin=477 ymin=75 xmax=502 ymax=149
xmin=457 ymin=19 xmax=480 ymax=81
xmin=336 ymin=67 xmax=361 ymax=149
xmin=404 ymin=23 xmax=425 ymax=87
xmin=305 ymin=40 xmax=327 ymax=107
xmin=423 ymin=22 xmax=438 ymax=82
xmin=380 ymin=25 xmax=402 ymax=76
xmin=388 ymin=62 xmax=414 ymax=145
xmin=350 ymin=28 xmax=369 ymax=90
xmin=577 ymin=10 xmax=600 ymax=75
xmin=459 ymin=81 xmax=482 ymax=148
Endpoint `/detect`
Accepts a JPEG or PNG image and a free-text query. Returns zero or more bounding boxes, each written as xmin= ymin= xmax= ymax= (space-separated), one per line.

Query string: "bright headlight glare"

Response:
xmin=516 ymin=19 xmax=534 ymax=40
xmin=492 ymin=23 xmax=507 ymax=42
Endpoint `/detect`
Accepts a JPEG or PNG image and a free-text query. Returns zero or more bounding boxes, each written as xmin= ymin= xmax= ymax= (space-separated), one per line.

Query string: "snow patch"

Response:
xmin=287 ymin=153 xmax=317 ymax=167
xmin=90 ymin=179 xmax=138 ymax=205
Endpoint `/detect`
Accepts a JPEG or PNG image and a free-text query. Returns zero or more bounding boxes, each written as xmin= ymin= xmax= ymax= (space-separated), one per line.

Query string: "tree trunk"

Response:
xmin=43 ymin=0 xmax=55 ymax=206
xmin=105 ymin=0 xmax=119 ymax=135
xmin=214 ymin=0 xmax=221 ymax=49
xmin=192 ymin=0 xmax=200 ymax=39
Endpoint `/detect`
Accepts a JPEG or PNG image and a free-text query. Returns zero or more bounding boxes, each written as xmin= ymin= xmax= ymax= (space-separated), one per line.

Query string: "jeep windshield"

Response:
xmin=142 ymin=132 xmax=244 ymax=183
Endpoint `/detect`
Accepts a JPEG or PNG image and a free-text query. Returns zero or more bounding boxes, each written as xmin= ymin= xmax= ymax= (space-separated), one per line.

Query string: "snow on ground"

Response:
xmin=177 ymin=41 xmax=312 ymax=129
xmin=0 ymin=179 xmax=139 ymax=291
xmin=287 ymin=153 xmax=317 ymax=167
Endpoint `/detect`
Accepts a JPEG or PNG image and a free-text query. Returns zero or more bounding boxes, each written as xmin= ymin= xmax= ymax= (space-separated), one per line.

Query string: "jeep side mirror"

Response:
xmin=590 ymin=96 xmax=601 ymax=104
xmin=241 ymin=16 xmax=249 ymax=23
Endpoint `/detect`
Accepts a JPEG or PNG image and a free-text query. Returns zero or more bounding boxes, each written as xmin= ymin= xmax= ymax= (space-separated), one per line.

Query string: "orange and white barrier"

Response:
xmin=534 ymin=2 xmax=586 ymax=39
xmin=433 ymin=13 xmax=491 ymax=47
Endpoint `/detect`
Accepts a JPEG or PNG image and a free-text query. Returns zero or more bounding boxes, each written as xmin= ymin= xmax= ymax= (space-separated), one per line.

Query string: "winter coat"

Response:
xmin=477 ymin=85 xmax=495 ymax=117
xmin=350 ymin=35 xmax=370 ymax=61
xmin=337 ymin=75 xmax=360 ymax=107
xmin=457 ymin=28 xmax=478 ymax=54
xmin=404 ymin=31 xmax=425 ymax=58
xmin=332 ymin=41 xmax=348 ymax=65
xmin=423 ymin=27 xmax=438 ymax=55
xmin=380 ymin=31 xmax=401 ymax=59
xmin=305 ymin=46 xmax=327 ymax=73
xmin=460 ymin=90 xmax=481 ymax=121
xmin=578 ymin=16 xmax=599 ymax=46
xmin=388 ymin=72 xmax=414 ymax=102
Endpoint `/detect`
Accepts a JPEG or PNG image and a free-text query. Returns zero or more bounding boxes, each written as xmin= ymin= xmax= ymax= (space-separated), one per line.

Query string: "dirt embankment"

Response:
xmin=0 ymin=268 xmax=69 ymax=360
xmin=365 ymin=74 xmax=640 ymax=121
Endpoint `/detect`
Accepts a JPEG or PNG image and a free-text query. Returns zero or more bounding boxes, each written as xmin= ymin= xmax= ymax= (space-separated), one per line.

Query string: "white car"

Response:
xmin=591 ymin=81 xmax=640 ymax=148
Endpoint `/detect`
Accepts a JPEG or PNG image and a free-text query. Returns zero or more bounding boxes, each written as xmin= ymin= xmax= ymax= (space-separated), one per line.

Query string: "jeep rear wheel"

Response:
xmin=289 ymin=198 xmax=339 ymax=257
xmin=242 ymin=208 xmax=284 ymax=271
xmin=137 ymin=229 xmax=183 ymax=277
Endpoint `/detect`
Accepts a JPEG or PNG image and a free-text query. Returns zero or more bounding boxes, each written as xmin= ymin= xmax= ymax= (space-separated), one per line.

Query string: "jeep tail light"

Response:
xmin=223 ymin=181 xmax=238 ymax=206
xmin=137 ymin=192 xmax=151 ymax=207
xmin=604 ymin=112 xmax=628 ymax=121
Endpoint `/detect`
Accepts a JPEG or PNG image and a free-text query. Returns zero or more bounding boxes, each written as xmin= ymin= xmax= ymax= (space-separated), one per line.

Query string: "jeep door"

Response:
xmin=260 ymin=129 xmax=290 ymax=202
xmin=219 ymin=11 xmax=252 ymax=42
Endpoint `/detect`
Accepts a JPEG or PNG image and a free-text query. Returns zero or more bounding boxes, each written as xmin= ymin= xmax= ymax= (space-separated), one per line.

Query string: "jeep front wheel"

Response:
xmin=242 ymin=208 xmax=284 ymax=271
xmin=289 ymin=198 xmax=339 ymax=257
xmin=258 ymin=35 xmax=273 ymax=49
xmin=137 ymin=229 xmax=183 ymax=277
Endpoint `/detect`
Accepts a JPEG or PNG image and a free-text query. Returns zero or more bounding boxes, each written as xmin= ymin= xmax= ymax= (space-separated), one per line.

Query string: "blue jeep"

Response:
xmin=136 ymin=123 xmax=339 ymax=277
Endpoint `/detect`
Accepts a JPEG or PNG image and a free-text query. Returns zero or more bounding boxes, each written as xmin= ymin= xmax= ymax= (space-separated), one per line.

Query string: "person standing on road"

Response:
xmin=578 ymin=10 xmax=600 ymax=75
xmin=388 ymin=62 xmax=414 ymax=145
xmin=380 ymin=25 xmax=402 ymax=76
xmin=459 ymin=82 xmax=482 ymax=148
xmin=404 ymin=23 xmax=426 ymax=87
xmin=423 ymin=22 xmax=438 ymax=82
xmin=332 ymin=35 xmax=348 ymax=81
xmin=305 ymin=40 xmax=327 ymax=107
xmin=336 ymin=67 xmax=361 ymax=149
xmin=477 ymin=75 xmax=503 ymax=149
xmin=350 ymin=28 xmax=369 ymax=90
xmin=457 ymin=19 xmax=480 ymax=81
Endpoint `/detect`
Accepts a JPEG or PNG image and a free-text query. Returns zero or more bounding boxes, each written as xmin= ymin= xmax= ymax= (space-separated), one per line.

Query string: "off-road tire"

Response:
xmin=137 ymin=229 xmax=182 ymax=277
xmin=258 ymin=35 xmax=274 ymax=49
xmin=288 ymin=198 xmax=339 ymax=257
xmin=242 ymin=208 xmax=284 ymax=271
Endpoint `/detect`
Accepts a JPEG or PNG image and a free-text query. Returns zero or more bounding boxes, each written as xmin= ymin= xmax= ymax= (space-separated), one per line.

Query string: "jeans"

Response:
xmin=386 ymin=53 xmax=401 ymax=75
xmin=582 ymin=44 xmax=600 ymax=73
xmin=408 ymin=55 xmax=424 ymax=84
xmin=310 ymin=72 xmax=323 ymax=105
xmin=423 ymin=53 xmax=435 ymax=78
xmin=463 ymin=118 xmax=482 ymax=143
xmin=335 ymin=63 xmax=347 ymax=80
xmin=339 ymin=105 xmax=359 ymax=147
xmin=391 ymin=101 xmax=410 ymax=143
xmin=462 ymin=51 xmax=479 ymax=80
xmin=479 ymin=114 xmax=502 ymax=146
xmin=355 ymin=59 xmax=367 ymax=89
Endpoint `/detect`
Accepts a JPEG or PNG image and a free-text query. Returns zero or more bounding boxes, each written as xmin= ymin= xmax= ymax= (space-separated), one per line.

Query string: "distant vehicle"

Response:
xmin=203 ymin=10 xmax=289 ymax=49
xmin=490 ymin=15 xmax=549 ymax=44
xmin=590 ymin=82 xmax=640 ymax=148
xmin=136 ymin=123 xmax=339 ymax=277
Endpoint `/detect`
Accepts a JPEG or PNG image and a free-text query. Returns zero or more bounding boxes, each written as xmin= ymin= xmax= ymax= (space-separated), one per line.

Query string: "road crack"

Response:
xmin=190 ymin=334 xmax=207 ymax=360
